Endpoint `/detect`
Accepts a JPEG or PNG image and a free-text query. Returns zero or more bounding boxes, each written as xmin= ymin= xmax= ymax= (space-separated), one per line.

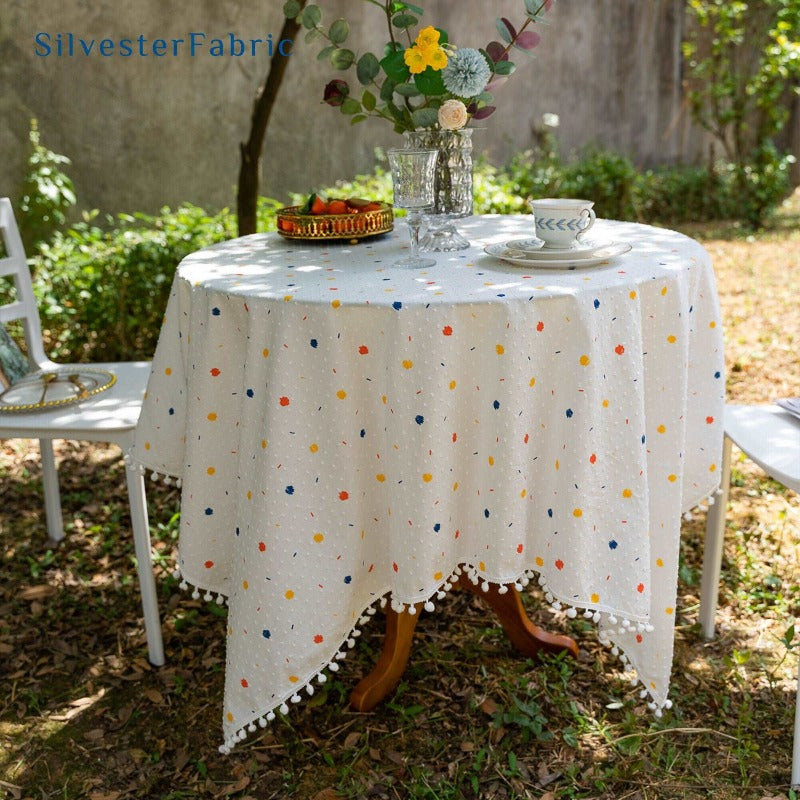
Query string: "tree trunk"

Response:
xmin=237 ymin=5 xmax=306 ymax=236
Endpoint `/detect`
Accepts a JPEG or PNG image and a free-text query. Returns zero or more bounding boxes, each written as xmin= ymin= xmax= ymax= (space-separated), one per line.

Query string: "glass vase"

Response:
xmin=402 ymin=128 xmax=473 ymax=251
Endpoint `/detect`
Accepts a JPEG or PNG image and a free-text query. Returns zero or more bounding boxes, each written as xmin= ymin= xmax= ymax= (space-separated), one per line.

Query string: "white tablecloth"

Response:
xmin=131 ymin=216 xmax=724 ymax=751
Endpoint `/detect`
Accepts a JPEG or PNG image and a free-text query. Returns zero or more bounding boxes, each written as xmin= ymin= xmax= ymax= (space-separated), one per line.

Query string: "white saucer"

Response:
xmin=484 ymin=241 xmax=632 ymax=269
xmin=504 ymin=238 xmax=606 ymax=259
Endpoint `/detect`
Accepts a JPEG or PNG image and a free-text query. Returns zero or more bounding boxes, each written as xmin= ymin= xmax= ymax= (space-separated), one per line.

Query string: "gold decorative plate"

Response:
xmin=0 ymin=368 xmax=116 ymax=413
xmin=277 ymin=203 xmax=393 ymax=242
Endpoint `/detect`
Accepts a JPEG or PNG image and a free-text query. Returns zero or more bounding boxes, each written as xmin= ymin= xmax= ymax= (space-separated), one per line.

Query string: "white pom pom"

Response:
xmin=258 ymin=717 xmax=267 ymax=728
xmin=498 ymin=585 xmax=509 ymax=595
xmin=608 ymin=615 xmax=617 ymax=625
xmin=279 ymin=703 xmax=289 ymax=715
xmin=592 ymin=612 xmax=601 ymax=623
xmin=481 ymin=582 xmax=490 ymax=593
xmin=424 ymin=601 xmax=435 ymax=612
xmin=176 ymin=478 xmax=183 ymax=488
xmin=436 ymin=591 xmax=446 ymax=600
xmin=347 ymin=638 xmax=356 ymax=648
xmin=655 ymin=708 xmax=663 ymax=718
xmin=664 ymin=699 xmax=673 ymax=710
xmin=267 ymin=711 xmax=276 ymax=721
xmin=521 ymin=577 xmax=530 ymax=587
xmin=566 ymin=607 xmax=577 ymax=618
xmin=179 ymin=581 xmax=188 ymax=591
xmin=191 ymin=589 xmax=200 ymax=599
xmin=204 ymin=592 xmax=213 ymax=602
xmin=306 ymin=684 xmax=314 ymax=696
xmin=248 ymin=723 xmax=256 ymax=733
xmin=407 ymin=605 xmax=417 ymax=616
xmin=329 ymin=662 xmax=339 ymax=672
xmin=514 ymin=583 xmax=523 ymax=592
xmin=219 ymin=745 xmax=230 ymax=755
xmin=317 ymin=673 xmax=327 ymax=684
xmin=290 ymin=694 xmax=301 ymax=704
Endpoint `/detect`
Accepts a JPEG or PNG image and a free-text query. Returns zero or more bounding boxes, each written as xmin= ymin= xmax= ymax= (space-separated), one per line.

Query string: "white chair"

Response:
xmin=700 ymin=403 xmax=800 ymax=785
xmin=0 ymin=197 xmax=164 ymax=666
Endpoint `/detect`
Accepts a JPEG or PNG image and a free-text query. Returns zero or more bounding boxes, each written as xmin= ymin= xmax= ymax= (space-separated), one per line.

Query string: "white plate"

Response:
xmin=484 ymin=241 xmax=632 ymax=269
xmin=504 ymin=237 xmax=603 ymax=258
xmin=0 ymin=368 xmax=116 ymax=412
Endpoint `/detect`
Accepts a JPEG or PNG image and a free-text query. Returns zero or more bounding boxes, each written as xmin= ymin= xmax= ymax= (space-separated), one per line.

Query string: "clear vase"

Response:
xmin=402 ymin=129 xmax=473 ymax=251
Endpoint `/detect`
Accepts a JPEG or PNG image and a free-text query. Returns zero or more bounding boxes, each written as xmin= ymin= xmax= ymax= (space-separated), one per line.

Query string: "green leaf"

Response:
xmin=356 ymin=52 xmax=381 ymax=85
xmin=282 ymin=0 xmax=301 ymax=19
xmin=330 ymin=48 xmax=356 ymax=70
xmin=496 ymin=17 xmax=514 ymax=44
xmin=340 ymin=98 xmax=362 ymax=115
xmin=305 ymin=28 xmax=322 ymax=43
xmin=381 ymin=49 xmax=411 ymax=83
xmin=413 ymin=67 xmax=446 ymax=95
xmin=394 ymin=83 xmax=421 ymax=97
xmin=301 ymin=4 xmax=322 ymax=29
xmin=362 ymin=89 xmax=377 ymax=111
xmin=493 ymin=59 xmax=516 ymax=76
xmin=380 ymin=79 xmax=397 ymax=101
xmin=350 ymin=114 xmax=368 ymax=125
xmin=329 ymin=19 xmax=349 ymax=44
xmin=317 ymin=44 xmax=335 ymax=61
xmin=392 ymin=13 xmax=418 ymax=29
xmin=411 ymin=107 xmax=439 ymax=127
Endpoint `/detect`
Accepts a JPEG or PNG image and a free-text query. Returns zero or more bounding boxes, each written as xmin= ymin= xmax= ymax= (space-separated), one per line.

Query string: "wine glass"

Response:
xmin=387 ymin=147 xmax=438 ymax=268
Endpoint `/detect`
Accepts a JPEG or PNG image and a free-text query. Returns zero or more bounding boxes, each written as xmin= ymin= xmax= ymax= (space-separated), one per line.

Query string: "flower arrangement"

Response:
xmin=283 ymin=0 xmax=557 ymax=133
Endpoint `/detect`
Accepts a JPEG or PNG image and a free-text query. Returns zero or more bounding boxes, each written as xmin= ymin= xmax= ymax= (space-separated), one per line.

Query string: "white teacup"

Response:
xmin=529 ymin=198 xmax=596 ymax=249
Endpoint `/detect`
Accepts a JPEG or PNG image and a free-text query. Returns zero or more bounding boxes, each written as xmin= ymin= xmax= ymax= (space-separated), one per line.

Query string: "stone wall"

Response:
xmin=1 ymin=0 xmax=707 ymax=215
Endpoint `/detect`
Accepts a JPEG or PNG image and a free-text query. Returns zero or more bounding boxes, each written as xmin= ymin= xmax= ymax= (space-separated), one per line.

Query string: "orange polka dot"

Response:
xmin=434 ymin=571 xmax=443 ymax=581
xmin=579 ymin=354 xmax=590 ymax=366
xmin=667 ymin=335 xmax=676 ymax=344
xmin=258 ymin=542 xmax=266 ymax=552
xmin=313 ymin=533 xmax=324 ymax=543
xmin=555 ymin=559 xmax=564 ymax=570
xmin=591 ymin=592 xmax=600 ymax=603
xmin=709 ymin=463 xmax=717 ymax=472
xmin=226 ymin=712 xmax=234 ymax=722
xmin=144 ymin=442 xmax=151 ymax=451
xmin=336 ymin=389 xmax=347 ymax=400
xmin=709 ymin=321 xmax=716 ymax=329
xmin=262 ymin=348 xmax=270 ymax=357
xmin=376 ymin=474 xmax=386 ymax=482
xmin=331 ymin=299 xmax=341 ymax=308
xmin=665 ymin=606 xmax=674 ymax=615
xmin=520 ymin=489 xmax=527 ymax=498
xmin=602 ymin=399 xmax=609 ymax=408
xmin=422 ymin=473 xmax=433 ymax=483
xmin=661 ymin=286 xmax=668 ymax=296
xmin=285 ymin=590 xmax=294 ymax=599
xmin=314 ymin=634 xmax=324 ymax=644
xmin=339 ymin=491 xmax=349 ymax=500
xmin=488 ymin=456 xmax=494 ymax=466
xmin=573 ymin=508 xmax=583 ymax=517
xmin=204 ymin=560 xmax=214 ymax=568
xmin=657 ymin=424 xmax=666 ymax=434
xmin=656 ymin=558 xmax=664 ymax=567
xmin=622 ymin=488 xmax=632 ymax=498
xmin=402 ymin=359 xmax=413 ymax=369
xmin=242 ymin=580 xmax=249 ymax=590
xmin=529 ymin=377 xmax=536 ymax=387
xmin=479 ymin=561 xmax=485 ymax=571
xmin=289 ymin=675 xmax=299 ymax=683
xmin=261 ymin=439 xmax=267 ymax=449
xmin=535 ymin=556 xmax=544 ymax=567
xmin=495 ymin=344 xmax=505 ymax=355
xmin=208 ymin=412 xmax=217 ymax=421
xmin=279 ymin=396 xmax=290 ymax=406
xmin=668 ymin=474 xmax=677 ymax=482
xmin=449 ymin=380 xmax=457 ymax=390
xmin=453 ymin=482 xmax=459 ymax=491
xmin=207 ymin=467 xmax=215 ymax=475
xmin=629 ymin=290 xmax=637 ymax=299
xmin=310 ymin=443 xmax=318 ymax=452
xmin=283 ymin=295 xmax=293 ymax=302
xmin=165 ymin=367 xmax=172 ymax=376
xmin=615 ymin=344 xmax=625 ymax=355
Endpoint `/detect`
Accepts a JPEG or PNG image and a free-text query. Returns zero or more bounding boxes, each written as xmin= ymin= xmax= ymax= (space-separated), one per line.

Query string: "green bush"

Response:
xmin=18 ymin=119 xmax=76 ymax=252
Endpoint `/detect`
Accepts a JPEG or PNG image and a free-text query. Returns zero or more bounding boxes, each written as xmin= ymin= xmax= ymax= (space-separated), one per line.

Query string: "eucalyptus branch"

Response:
xmin=497 ymin=0 xmax=548 ymax=62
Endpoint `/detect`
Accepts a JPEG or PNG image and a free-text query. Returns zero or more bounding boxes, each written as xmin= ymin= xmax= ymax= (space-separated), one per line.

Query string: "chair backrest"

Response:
xmin=0 ymin=198 xmax=52 ymax=370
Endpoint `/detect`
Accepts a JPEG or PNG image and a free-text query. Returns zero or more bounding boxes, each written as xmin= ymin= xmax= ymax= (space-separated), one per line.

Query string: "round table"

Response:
xmin=131 ymin=215 xmax=725 ymax=752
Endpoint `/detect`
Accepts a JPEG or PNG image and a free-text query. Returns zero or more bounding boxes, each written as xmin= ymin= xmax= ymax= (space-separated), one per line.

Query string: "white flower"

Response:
xmin=543 ymin=112 xmax=560 ymax=128
xmin=438 ymin=99 xmax=468 ymax=130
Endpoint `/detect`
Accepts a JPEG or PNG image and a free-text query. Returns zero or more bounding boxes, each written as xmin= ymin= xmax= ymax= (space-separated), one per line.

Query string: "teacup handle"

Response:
xmin=578 ymin=208 xmax=596 ymax=239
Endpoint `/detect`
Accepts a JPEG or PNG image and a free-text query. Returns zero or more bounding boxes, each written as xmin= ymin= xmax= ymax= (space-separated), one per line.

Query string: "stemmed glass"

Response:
xmin=387 ymin=147 xmax=438 ymax=268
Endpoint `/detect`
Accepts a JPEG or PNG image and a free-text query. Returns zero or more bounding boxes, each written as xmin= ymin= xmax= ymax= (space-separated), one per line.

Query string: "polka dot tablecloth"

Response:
xmin=131 ymin=216 xmax=724 ymax=752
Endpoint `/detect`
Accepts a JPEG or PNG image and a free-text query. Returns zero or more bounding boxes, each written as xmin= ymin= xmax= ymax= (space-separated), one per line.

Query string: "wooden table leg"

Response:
xmin=349 ymin=578 xmax=578 ymax=712
xmin=456 ymin=574 xmax=579 ymax=659
xmin=349 ymin=602 xmax=423 ymax=712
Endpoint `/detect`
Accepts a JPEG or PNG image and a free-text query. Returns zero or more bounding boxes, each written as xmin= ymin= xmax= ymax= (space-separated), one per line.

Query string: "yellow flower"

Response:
xmin=427 ymin=47 xmax=448 ymax=70
xmin=404 ymin=45 xmax=428 ymax=74
xmin=416 ymin=26 xmax=440 ymax=49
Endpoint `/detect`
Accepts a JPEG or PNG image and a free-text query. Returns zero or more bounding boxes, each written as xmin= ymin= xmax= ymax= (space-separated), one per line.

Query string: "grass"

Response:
xmin=1 ymin=191 xmax=799 ymax=800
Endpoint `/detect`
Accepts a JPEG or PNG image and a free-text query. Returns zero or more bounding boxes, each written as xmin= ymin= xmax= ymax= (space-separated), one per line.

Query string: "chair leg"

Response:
xmin=39 ymin=439 xmax=64 ymax=542
xmin=699 ymin=436 xmax=732 ymax=640
xmin=793 ymin=656 xmax=800 ymax=788
xmin=125 ymin=460 xmax=165 ymax=666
